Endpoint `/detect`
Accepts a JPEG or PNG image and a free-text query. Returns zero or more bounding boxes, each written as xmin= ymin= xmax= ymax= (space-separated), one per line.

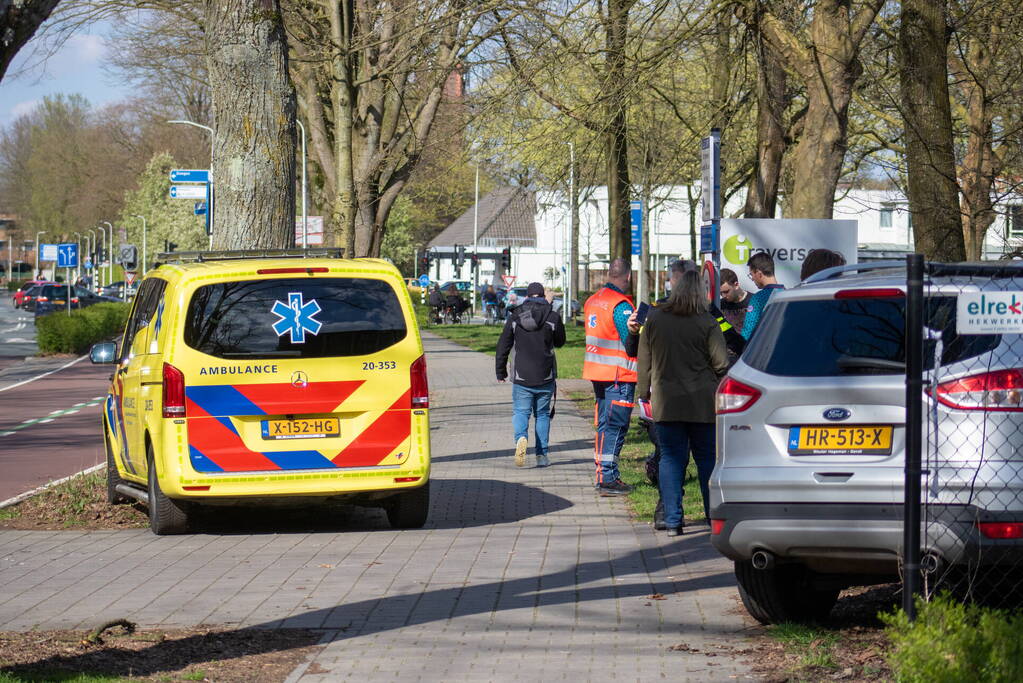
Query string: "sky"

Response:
xmin=0 ymin=21 xmax=133 ymax=129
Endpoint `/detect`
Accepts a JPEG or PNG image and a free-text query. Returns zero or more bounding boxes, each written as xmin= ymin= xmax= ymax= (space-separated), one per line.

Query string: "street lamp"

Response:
xmin=34 ymin=231 xmax=45 ymax=278
xmin=167 ymin=120 xmax=214 ymax=248
xmin=564 ymin=141 xmax=575 ymax=326
xmin=74 ymin=232 xmax=84 ymax=283
xmin=296 ymin=119 xmax=308 ymax=247
xmin=87 ymin=229 xmax=97 ymax=287
xmin=101 ymin=221 xmax=113 ymax=288
xmin=95 ymin=226 xmax=106 ymax=288
xmin=133 ymin=215 xmax=147 ymax=275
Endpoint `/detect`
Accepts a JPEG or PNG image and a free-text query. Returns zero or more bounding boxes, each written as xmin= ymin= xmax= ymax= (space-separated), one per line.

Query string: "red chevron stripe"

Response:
xmin=331 ymin=389 xmax=413 ymax=467
xmin=186 ymin=398 xmax=281 ymax=472
xmin=233 ymin=380 xmax=365 ymax=416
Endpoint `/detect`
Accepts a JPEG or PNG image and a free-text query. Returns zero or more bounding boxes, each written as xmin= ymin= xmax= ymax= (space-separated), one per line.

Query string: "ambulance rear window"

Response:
xmin=184 ymin=277 xmax=407 ymax=358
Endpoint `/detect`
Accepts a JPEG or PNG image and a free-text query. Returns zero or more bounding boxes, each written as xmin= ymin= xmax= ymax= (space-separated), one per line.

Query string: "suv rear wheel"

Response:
xmin=734 ymin=561 xmax=839 ymax=624
xmin=386 ymin=481 xmax=430 ymax=529
xmin=147 ymin=444 xmax=191 ymax=535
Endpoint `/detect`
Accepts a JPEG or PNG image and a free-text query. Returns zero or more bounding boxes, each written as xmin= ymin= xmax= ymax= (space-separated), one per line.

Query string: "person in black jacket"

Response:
xmin=496 ymin=282 xmax=566 ymax=468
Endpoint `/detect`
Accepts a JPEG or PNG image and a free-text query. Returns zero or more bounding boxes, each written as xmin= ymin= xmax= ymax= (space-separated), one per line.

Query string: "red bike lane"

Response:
xmin=0 ymin=361 xmax=113 ymax=501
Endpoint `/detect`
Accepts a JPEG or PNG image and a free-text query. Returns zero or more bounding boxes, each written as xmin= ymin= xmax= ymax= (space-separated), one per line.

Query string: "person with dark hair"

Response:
xmin=718 ymin=268 xmax=749 ymax=331
xmin=496 ymin=282 xmax=566 ymax=468
xmin=637 ymin=270 xmax=728 ymax=535
xmin=741 ymin=252 xmax=784 ymax=340
xmin=583 ymin=257 xmax=637 ymax=495
xmin=800 ymin=248 xmax=847 ymax=281
xmin=428 ymin=285 xmax=445 ymax=323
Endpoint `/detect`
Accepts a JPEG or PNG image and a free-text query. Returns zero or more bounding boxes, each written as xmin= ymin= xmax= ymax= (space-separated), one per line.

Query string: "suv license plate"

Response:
xmin=788 ymin=425 xmax=893 ymax=455
xmin=261 ymin=418 xmax=340 ymax=440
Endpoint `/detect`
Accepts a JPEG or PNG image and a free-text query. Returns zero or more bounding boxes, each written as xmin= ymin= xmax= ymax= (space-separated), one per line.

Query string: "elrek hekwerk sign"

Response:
xmin=957 ymin=292 xmax=1023 ymax=334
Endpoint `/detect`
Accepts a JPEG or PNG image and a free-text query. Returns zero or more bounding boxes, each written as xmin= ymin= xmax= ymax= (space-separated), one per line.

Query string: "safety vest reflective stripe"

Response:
xmin=584 ymin=351 xmax=638 ymax=372
xmin=716 ymin=316 xmax=733 ymax=333
xmin=585 ymin=335 xmax=622 ymax=350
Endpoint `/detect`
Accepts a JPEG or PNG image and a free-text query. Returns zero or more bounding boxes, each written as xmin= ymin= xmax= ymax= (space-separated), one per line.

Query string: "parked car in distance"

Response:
xmin=551 ymin=295 xmax=580 ymax=317
xmin=100 ymin=281 xmax=139 ymax=299
xmin=29 ymin=284 xmax=112 ymax=315
xmin=504 ymin=286 xmax=529 ymax=311
xmin=439 ymin=280 xmax=473 ymax=294
xmin=710 ymin=264 xmax=1023 ymax=624
xmin=12 ymin=280 xmax=55 ymax=309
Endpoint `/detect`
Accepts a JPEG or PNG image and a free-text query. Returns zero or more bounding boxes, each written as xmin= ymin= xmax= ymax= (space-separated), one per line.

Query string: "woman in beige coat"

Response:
xmin=637 ymin=270 xmax=728 ymax=535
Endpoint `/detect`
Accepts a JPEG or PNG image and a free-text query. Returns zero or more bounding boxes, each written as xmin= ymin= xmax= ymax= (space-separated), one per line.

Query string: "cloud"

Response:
xmin=9 ymin=99 xmax=41 ymax=119
xmin=70 ymin=34 xmax=107 ymax=63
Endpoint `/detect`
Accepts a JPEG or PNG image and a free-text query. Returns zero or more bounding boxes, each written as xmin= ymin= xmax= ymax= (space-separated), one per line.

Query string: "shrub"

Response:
xmin=35 ymin=302 xmax=130 ymax=355
xmin=882 ymin=594 xmax=1023 ymax=683
xmin=6 ymin=279 xmax=29 ymax=292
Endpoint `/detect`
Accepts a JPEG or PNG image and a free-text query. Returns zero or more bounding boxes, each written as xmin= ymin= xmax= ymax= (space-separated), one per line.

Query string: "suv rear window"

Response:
xmin=184 ymin=278 xmax=407 ymax=359
xmin=743 ymin=296 xmax=1000 ymax=376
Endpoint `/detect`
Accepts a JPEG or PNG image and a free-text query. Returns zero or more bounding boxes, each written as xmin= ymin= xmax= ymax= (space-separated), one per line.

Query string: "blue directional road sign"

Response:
xmin=40 ymin=244 xmax=59 ymax=262
xmin=630 ymin=201 xmax=643 ymax=257
xmin=57 ymin=243 xmax=78 ymax=268
xmin=170 ymin=185 xmax=206 ymax=199
xmin=169 ymin=169 xmax=210 ymax=183
xmin=194 ymin=201 xmax=208 ymax=216
xmin=418 ymin=274 xmax=430 ymax=288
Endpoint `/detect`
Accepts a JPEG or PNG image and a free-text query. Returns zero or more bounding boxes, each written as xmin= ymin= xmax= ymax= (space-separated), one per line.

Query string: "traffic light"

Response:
xmin=500 ymin=247 xmax=511 ymax=270
xmin=419 ymin=251 xmax=430 ymax=272
xmin=470 ymin=252 xmax=479 ymax=270
xmin=119 ymin=244 xmax=139 ymax=271
xmin=456 ymin=244 xmax=465 ymax=267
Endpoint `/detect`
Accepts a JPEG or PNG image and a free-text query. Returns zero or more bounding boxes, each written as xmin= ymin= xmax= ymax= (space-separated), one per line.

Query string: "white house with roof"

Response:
xmin=426 ymin=185 xmax=1023 ymax=291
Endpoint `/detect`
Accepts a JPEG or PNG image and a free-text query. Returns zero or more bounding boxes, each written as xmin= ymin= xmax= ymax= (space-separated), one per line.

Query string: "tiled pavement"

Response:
xmin=0 ymin=333 xmax=752 ymax=681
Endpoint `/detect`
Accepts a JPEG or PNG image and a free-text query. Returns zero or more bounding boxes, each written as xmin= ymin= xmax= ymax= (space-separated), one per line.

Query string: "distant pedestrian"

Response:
xmin=718 ymin=268 xmax=750 ymax=331
xmin=636 ymin=270 xmax=728 ymax=536
xmin=496 ymin=282 xmax=566 ymax=468
xmin=800 ymin=248 xmax=847 ymax=281
xmin=741 ymin=252 xmax=784 ymax=340
xmin=583 ymin=257 xmax=636 ymax=495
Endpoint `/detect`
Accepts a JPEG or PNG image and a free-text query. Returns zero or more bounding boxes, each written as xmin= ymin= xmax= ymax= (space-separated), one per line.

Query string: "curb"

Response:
xmin=0 ymin=463 xmax=105 ymax=509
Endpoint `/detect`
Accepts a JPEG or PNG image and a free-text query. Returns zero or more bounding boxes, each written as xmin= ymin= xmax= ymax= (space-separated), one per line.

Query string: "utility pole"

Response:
xmin=133 ymin=215 xmax=147 ymax=276
xmin=566 ymin=142 xmax=577 ymax=325
xmin=101 ymin=221 xmax=113 ymax=288
xmin=472 ymin=162 xmax=480 ymax=317
xmin=34 ymin=231 xmax=45 ymax=278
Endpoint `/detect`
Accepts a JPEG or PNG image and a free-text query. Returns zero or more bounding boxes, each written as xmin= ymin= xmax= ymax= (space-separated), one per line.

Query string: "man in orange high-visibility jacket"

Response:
xmin=583 ymin=257 xmax=638 ymax=495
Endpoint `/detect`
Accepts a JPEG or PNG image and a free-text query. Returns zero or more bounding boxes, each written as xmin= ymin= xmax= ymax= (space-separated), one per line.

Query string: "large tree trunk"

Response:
xmin=899 ymin=0 xmax=964 ymax=261
xmin=204 ymin=0 xmax=296 ymax=250
xmin=605 ymin=0 xmax=632 ymax=262
xmin=0 ymin=0 xmax=61 ymax=82
xmin=744 ymin=29 xmax=787 ymax=218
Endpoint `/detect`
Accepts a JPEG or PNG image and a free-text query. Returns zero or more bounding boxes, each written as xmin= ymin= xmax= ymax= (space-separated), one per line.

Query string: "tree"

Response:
xmin=754 ymin=0 xmax=885 ymax=218
xmin=204 ymin=0 xmax=296 ymax=249
xmin=899 ymin=0 xmax=963 ymax=261
xmin=0 ymin=0 xmax=61 ymax=81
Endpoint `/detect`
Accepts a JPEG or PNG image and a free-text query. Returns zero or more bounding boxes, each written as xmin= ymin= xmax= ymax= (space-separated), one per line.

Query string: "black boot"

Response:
xmin=654 ymin=498 xmax=666 ymax=530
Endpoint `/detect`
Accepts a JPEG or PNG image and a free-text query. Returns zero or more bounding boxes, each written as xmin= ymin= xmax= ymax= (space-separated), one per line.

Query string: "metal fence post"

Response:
xmin=903 ymin=253 xmax=925 ymax=620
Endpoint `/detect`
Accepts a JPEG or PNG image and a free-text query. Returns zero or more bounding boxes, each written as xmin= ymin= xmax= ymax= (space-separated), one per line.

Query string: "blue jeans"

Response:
xmin=592 ymin=381 xmax=635 ymax=484
xmin=654 ymin=421 xmax=716 ymax=529
xmin=512 ymin=382 xmax=555 ymax=457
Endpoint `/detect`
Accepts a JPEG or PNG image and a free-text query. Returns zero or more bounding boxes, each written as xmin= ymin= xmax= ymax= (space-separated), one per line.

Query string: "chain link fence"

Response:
xmin=905 ymin=259 xmax=1023 ymax=612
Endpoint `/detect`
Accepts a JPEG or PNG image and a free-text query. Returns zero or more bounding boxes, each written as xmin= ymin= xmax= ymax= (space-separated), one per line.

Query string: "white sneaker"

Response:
xmin=536 ymin=454 xmax=550 ymax=468
xmin=514 ymin=436 xmax=527 ymax=468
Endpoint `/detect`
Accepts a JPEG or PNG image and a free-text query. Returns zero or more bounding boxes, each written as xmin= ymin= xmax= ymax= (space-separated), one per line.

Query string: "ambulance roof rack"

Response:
xmin=155 ymin=248 xmax=345 ymax=266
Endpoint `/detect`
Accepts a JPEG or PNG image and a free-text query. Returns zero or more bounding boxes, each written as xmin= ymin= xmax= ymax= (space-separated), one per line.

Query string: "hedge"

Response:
xmin=35 ymin=302 xmax=131 ymax=355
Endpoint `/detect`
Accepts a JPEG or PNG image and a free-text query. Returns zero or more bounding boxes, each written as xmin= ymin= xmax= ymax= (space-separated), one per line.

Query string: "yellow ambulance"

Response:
xmin=90 ymin=249 xmax=430 ymax=535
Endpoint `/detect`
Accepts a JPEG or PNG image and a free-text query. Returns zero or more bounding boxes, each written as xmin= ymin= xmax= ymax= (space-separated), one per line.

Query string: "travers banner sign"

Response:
xmin=719 ymin=219 xmax=858 ymax=290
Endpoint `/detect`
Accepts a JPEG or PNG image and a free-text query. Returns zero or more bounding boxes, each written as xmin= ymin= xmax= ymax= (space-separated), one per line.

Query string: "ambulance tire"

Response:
xmin=147 ymin=445 xmax=190 ymax=535
xmin=386 ymin=481 xmax=430 ymax=529
xmin=104 ymin=422 xmax=130 ymax=505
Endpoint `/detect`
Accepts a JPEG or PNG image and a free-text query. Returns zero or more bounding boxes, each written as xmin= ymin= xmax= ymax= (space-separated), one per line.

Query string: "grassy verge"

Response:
xmin=0 ymin=469 xmax=147 ymax=530
xmin=426 ymin=321 xmax=586 ymax=379
xmin=566 ymin=391 xmax=704 ymax=523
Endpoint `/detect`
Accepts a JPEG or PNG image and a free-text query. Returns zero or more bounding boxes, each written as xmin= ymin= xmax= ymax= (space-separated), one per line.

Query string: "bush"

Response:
xmin=6 ymin=280 xmax=29 ymax=292
xmin=882 ymin=594 xmax=1023 ymax=683
xmin=35 ymin=302 xmax=130 ymax=355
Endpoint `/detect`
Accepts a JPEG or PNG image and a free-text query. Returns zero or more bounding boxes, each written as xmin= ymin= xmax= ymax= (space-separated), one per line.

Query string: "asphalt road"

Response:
xmin=0 ymin=358 xmax=110 ymax=501
xmin=0 ymin=298 xmax=37 ymax=368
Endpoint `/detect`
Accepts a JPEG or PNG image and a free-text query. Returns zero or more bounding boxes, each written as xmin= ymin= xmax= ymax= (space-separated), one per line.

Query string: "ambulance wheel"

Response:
xmin=147 ymin=445 xmax=190 ymax=535
xmin=104 ymin=421 xmax=130 ymax=505
xmin=386 ymin=481 xmax=430 ymax=529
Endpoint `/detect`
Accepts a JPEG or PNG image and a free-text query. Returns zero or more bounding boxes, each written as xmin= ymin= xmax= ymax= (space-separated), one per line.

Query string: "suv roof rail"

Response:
xmin=802 ymin=260 xmax=905 ymax=284
xmin=155 ymin=247 xmax=345 ymax=265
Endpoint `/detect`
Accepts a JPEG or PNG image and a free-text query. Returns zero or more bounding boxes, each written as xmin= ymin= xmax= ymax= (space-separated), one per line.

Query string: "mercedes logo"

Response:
xmin=291 ymin=371 xmax=309 ymax=388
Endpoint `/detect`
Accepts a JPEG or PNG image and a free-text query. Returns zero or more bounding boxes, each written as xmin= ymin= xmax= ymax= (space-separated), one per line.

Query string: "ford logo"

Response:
xmin=823 ymin=408 xmax=851 ymax=421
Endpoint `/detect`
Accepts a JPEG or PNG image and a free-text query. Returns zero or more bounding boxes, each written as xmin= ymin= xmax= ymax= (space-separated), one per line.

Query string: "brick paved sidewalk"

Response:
xmin=0 ymin=333 xmax=752 ymax=681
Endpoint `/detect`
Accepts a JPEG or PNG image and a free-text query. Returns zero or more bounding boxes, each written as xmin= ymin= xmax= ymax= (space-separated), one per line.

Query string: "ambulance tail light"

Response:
xmin=411 ymin=355 xmax=429 ymax=408
xmin=163 ymin=362 xmax=186 ymax=418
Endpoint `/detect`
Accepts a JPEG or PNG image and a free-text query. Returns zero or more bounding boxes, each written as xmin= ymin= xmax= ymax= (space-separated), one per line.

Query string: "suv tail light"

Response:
xmin=410 ymin=355 xmax=429 ymax=408
xmin=716 ymin=377 xmax=762 ymax=414
xmin=163 ymin=362 xmax=186 ymax=417
xmin=977 ymin=522 xmax=1023 ymax=539
xmin=936 ymin=369 xmax=1023 ymax=412
xmin=35 ymin=296 xmax=47 ymax=302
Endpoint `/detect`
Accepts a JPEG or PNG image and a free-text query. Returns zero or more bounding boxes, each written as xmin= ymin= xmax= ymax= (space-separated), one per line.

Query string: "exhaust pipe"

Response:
xmin=115 ymin=483 xmax=149 ymax=506
xmin=751 ymin=550 xmax=776 ymax=570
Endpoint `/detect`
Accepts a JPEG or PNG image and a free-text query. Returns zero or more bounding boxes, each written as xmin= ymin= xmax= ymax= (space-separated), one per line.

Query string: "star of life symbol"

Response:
xmin=271 ymin=292 xmax=323 ymax=344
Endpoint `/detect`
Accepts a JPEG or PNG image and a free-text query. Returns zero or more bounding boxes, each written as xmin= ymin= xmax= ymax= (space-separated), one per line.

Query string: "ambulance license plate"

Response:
xmin=261 ymin=418 xmax=340 ymax=440
xmin=787 ymin=425 xmax=893 ymax=455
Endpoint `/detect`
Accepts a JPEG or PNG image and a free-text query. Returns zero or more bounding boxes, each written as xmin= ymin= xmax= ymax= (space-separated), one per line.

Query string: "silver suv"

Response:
xmin=710 ymin=264 xmax=1023 ymax=623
